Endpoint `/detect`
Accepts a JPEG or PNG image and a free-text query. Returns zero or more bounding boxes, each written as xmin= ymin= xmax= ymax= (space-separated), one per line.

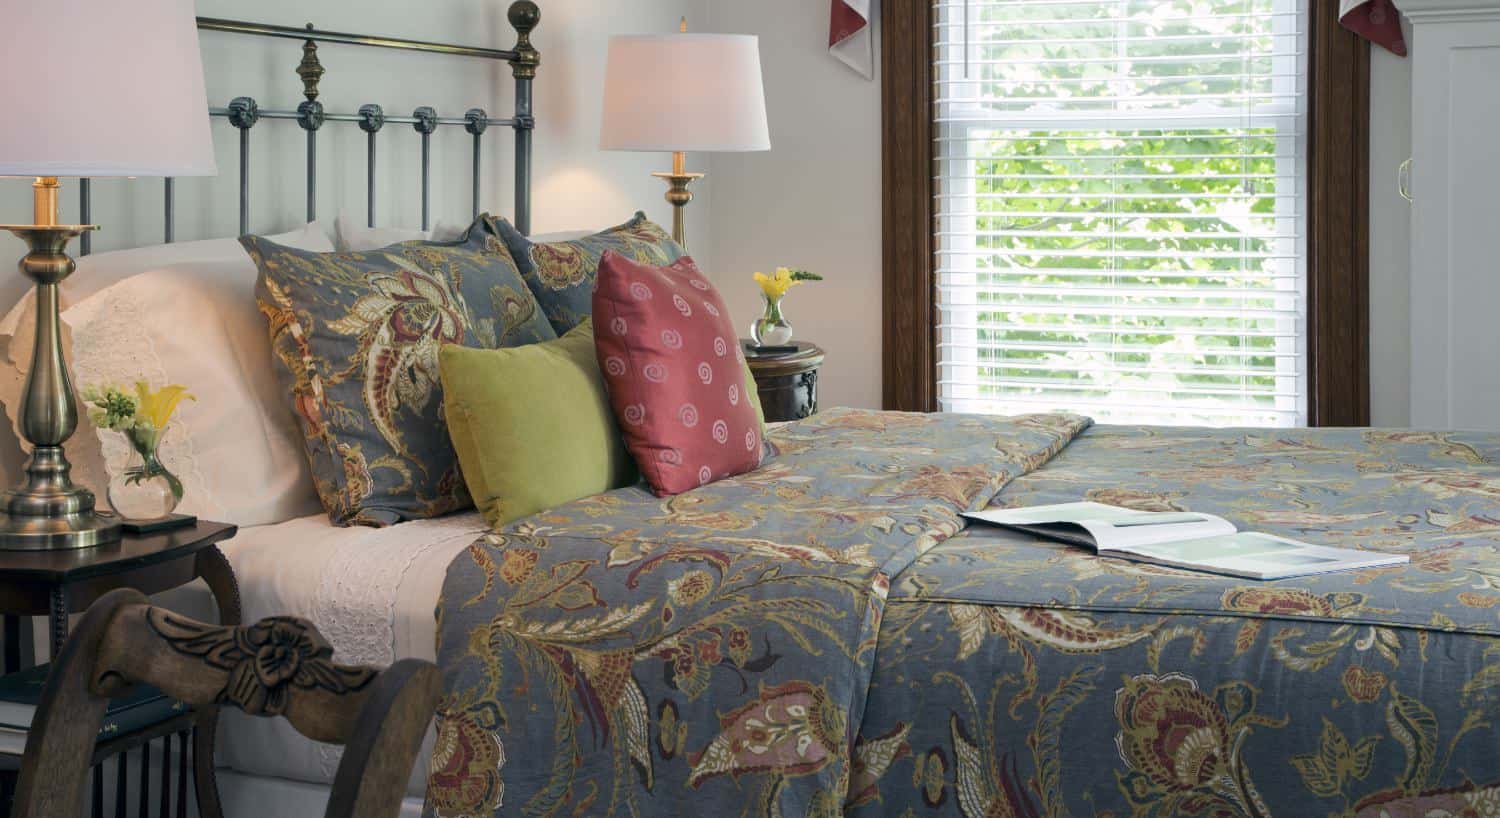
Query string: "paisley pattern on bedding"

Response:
xmin=491 ymin=212 xmax=685 ymax=334
xmin=429 ymin=413 xmax=1500 ymax=818
xmin=245 ymin=218 xmax=555 ymax=527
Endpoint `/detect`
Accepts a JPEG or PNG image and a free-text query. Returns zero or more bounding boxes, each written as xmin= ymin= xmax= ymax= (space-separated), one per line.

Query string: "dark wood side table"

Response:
xmin=744 ymin=341 xmax=824 ymax=422
xmin=0 ymin=520 xmax=239 ymax=818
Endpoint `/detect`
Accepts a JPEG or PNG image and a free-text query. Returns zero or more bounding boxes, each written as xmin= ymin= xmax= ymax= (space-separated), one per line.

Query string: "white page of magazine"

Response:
xmin=968 ymin=501 xmax=1237 ymax=550
xmin=1122 ymin=531 xmax=1409 ymax=580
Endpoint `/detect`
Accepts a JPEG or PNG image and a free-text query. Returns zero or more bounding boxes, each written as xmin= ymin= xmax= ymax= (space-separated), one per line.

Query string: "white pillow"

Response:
xmin=529 ymin=230 xmax=595 ymax=243
xmin=334 ymin=213 xmax=468 ymax=252
xmin=334 ymin=215 xmax=593 ymax=252
xmin=0 ymin=222 xmax=333 ymax=337
xmin=63 ymin=263 xmax=324 ymax=527
xmin=0 ymin=223 xmax=333 ymax=517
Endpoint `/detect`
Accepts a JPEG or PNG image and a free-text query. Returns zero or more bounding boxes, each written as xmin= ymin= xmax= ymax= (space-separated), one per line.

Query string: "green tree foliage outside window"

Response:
xmin=940 ymin=0 xmax=1303 ymax=426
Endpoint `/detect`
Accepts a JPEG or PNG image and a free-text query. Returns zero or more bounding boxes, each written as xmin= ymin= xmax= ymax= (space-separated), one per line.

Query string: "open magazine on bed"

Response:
xmin=963 ymin=501 xmax=1409 ymax=580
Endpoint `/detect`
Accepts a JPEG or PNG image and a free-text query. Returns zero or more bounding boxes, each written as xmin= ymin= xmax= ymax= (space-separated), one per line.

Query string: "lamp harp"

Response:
xmin=0 ymin=177 xmax=121 ymax=549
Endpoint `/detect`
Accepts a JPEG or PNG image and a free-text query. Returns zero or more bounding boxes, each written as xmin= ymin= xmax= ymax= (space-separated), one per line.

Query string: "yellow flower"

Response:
xmin=753 ymin=267 xmax=801 ymax=300
xmin=133 ymin=381 xmax=195 ymax=432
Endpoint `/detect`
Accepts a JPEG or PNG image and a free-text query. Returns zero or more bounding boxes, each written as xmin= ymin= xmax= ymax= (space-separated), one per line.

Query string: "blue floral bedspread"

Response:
xmin=427 ymin=411 xmax=1500 ymax=818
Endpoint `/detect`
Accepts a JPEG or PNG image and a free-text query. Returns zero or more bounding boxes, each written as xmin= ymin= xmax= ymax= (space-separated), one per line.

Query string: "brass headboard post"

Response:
xmin=510 ymin=1 xmax=540 ymax=236
xmin=296 ymin=30 xmax=325 ymax=101
xmin=74 ymin=3 xmax=541 ymax=253
xmin=296 ymin=30 xmax=325 ymax=224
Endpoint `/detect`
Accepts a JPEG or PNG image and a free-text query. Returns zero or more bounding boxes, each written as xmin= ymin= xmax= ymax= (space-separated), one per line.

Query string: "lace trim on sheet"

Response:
xmin=310 ymin=512 xmax=489 ymax=777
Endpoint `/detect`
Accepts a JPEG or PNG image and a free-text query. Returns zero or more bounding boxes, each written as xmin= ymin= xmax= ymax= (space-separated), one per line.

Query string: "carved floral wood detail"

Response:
xmin=147 ymin=608 xmax=375 ymax=717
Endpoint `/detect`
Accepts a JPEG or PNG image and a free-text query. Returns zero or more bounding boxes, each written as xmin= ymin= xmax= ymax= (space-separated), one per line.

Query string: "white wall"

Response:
xmin=1368 ymin=35 xmax=1413 ymax=426
xmin=0 ymin=0 xmax=708 ymax=307
xmin=703 ymin=0 xmax=883 ymax=410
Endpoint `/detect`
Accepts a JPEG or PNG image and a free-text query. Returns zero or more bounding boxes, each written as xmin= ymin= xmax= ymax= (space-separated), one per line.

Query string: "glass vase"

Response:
xmin=108 ymin=428 xmax=183 ymax=522
xmin=750 ymin=294 xmax=794 ymax=347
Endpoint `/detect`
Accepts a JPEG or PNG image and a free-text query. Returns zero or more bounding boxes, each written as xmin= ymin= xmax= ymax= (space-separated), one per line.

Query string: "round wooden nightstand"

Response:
xmin=0 ymin=520 xmax=240 ymax=818
xmin=743 ymin=341 xmax=824 ymax=423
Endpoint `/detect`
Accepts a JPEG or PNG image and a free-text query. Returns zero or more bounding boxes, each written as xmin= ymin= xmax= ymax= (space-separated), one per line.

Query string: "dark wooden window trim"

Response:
xmin=1306 ymin=0 xmax=1371 ymax=425
xmin=880 ymin=0 xmax=1371 ymax=425
xmin=881 ymin=0 xmax=938 ymax=412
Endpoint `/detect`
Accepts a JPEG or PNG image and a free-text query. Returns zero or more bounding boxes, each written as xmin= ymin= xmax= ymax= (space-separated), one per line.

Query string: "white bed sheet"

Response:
xmin=167 ymin=510 xmax=490 ymax=800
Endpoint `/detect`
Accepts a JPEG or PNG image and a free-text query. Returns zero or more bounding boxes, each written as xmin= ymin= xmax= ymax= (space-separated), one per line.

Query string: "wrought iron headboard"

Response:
xmin=77 ymin=1 xmax=541 ymax=256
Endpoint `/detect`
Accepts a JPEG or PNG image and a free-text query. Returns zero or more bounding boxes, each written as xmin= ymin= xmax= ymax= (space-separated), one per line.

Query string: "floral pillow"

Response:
xmin=243 ymin=216 xmax=556 ymax=526
xmin=492 ymin=212 xmax=685 ymax=334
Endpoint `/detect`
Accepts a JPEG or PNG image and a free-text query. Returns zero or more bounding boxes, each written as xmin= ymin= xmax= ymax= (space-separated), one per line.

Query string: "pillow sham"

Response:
xmin=0 ymin=222 xmax=334 ymax=330
xmin=337 ymin=217 xmax=591 ymax=254
xmin=334 ymin=214 xmax=468 ymax=252
xmin=441 ymin=318 xmax=636 ymax=528
xmin=493 ymin=212 xmax=685 ymax=334
xmin=528 ymin=229 xmax=594 ymax=243
xmin=0 ymin=222 xmax=334 ymax=495
xmin=593 ymin=251 xmax=764 ymax=495
xmin=64 ymin=264 xmax=323 ymax=527
xmin=244 ymin=216 xmax=556 ymax=526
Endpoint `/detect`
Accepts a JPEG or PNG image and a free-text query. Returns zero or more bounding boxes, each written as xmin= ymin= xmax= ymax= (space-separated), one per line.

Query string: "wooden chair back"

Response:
xmin=12 ymin=588 xmax=440 ymax=818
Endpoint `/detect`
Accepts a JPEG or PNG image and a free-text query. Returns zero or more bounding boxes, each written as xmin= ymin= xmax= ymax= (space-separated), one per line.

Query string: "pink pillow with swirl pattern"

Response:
xmin=593 ymin=251 xmax=763 ymax=495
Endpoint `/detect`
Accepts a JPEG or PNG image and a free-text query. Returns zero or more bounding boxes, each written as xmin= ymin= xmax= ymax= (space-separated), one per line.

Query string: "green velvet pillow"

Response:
xmin=440 ymin=319 xmax=636 ymax=528
xmin=743 ymin=359 xmax=767 ymax=431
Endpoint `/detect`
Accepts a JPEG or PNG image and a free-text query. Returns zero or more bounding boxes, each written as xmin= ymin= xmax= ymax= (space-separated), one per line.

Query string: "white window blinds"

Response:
xmin=934 ymin=0 xmax=1308 ymax=426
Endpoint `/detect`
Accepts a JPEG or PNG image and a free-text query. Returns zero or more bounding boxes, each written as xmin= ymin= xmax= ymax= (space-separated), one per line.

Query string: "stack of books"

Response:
xmin=0 ymin=662 xmax=185 ymax=755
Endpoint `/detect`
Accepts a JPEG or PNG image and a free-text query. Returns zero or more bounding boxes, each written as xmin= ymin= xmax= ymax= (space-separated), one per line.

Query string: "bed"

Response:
xmin=140 ymin=409 xmax=1500 ymax=818
xmin=429 ymin=411 xmax=1500 ymax=818
xmin=1 ymin=5 xmax=1494 ymax=818
xmin=147 ymin=409 xmax=1500 ymax=818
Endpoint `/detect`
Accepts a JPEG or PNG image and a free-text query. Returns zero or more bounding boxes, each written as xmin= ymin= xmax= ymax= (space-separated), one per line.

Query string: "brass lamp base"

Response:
xmin=653 ymin=151 xmax=704 ymax=249
xmin=0 ymin=459 xmax=121 ymax=550
xmin=0 ymin=517 xmax=120 ymax=551
xmin=0 ymin=178 xmax=122 ymax=550
xmin=0 ymin=441 xmax=120 ymax=551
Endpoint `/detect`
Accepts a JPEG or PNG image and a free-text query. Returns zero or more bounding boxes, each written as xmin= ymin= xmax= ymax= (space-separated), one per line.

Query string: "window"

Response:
xmin=933 ymin=0 xmax=1308 ymax=426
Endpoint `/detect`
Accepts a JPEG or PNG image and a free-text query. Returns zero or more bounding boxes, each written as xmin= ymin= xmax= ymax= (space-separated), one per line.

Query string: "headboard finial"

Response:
xmin=507 ymin=1 xmax=541 ymax=80
xmin=227 ymin=97 xmax=260 ymax=130
xmin=412 ymin=107 xmax=438 ymax=135
xmin=297 ymin=27 xmax=325 ymax=102
xmin=296 ymin=100 xmax=325 ymax=132
xmin=464 ymin=109 xmax=489 ymax=136
xmin=358 ymin=104 xmax=385 ymax=133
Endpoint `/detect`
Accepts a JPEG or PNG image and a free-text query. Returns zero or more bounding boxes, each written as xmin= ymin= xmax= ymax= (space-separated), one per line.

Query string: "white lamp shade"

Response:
xmin=0 ymin=0 xmax=216 ymax=178
xmin=600 ymin=34 xmax=771 ymax=153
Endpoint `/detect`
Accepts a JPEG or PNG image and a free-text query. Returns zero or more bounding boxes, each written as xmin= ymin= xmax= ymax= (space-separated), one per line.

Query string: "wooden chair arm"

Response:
xmin=92 ymin=603 xmax=377 ymax=744
xmin=14 ymin=588 xmax=440 ymax=818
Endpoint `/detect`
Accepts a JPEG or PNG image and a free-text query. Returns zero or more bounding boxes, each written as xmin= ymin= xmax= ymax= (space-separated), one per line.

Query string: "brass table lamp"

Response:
xmin=600 ymin=20 xmax=771 ymax=248
xmin=0 ymin=0 xmax=217 ymax=549
xmin=0 ymin=178 xmax=116 ymax=548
